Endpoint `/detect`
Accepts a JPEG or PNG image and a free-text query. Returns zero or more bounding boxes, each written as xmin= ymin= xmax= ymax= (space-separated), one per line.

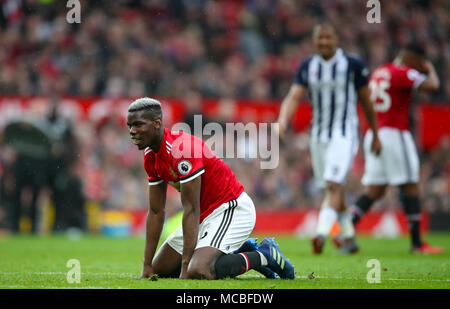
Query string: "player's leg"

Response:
xmin=192 ymin=238 xmax=295 ymax=280
xmin=393 ymin=130 xmax=441 ymax=253
xmin=395 ymin=130 xmax=424 ymax=251
xmin=309 ymin=140 xmax=331 ymax=253
xmin=187 ymin=246 xmax=268 ymax=280
xmin=312 ymin=135 xmax=357 ymax=254
xmin=352 ymin=128 xmax=390 ymax=224
xmin=151 ymin=225 xmax=186 ymax=278
xmin=399 ymin=183 xmax=442 ymax=254
xmin=151 ymin=238 xmax=182 ymax=278
xmin=326 ymin=182 xmax=362 ymax=254
xmin=188 ymin=242 xmax=293 ymax=280
xmin=351 ymin=184 xmax=387 ymax=225
xmin=399 ymin=183 xmax=422 ymax=250
xmin=334 ymin=189 xmax=359 ymax=254
xmin=316 ymin=181 xmax=342 ymax=236
xmin=397 ymin=130 xmax=421 ymax=251
xmin=187 ymin=192 xmax=294 ymax=279
xmin=313 ymin=181 xmax=350 ymax=253
xmin=186 ymin=192 xmax=267 ymax=279
xmin=233 ymin=238 xmax=278 ymax=278
xmin=156 ymin=220 xmax=265 ymax=280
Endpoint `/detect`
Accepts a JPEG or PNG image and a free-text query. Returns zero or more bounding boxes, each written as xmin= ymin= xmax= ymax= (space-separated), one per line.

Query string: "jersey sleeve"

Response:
xmin=350 ymin=56 xmax=370 ymax=90
xmin=401 ymin=68 xmax=427 ymax=90
xmin=293 ymin=57 xmax=311 ymax=87
xmin=172 ymin=136 xmax=205 ymax=184
xmin=144 ymin=152 xmax=163 ymax=186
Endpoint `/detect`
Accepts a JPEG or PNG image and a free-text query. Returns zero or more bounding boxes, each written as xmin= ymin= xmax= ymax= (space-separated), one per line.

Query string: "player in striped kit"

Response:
xmin=277 ymin=22 xmax=381 ymax=254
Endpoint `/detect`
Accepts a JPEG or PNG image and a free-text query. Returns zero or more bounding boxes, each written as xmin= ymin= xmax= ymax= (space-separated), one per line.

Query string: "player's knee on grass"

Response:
xmin=186 ymin=247 xmax=225 ymax=280
xmin=187 ymin=261 xmax=215 ymax=280
xmin=150 ymin=263 xmax=181 ymax=278
xmin=156 ymin=269 xmax=180 ymax=278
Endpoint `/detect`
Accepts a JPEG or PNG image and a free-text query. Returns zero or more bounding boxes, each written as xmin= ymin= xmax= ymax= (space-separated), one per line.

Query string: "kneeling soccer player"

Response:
xmin=127 ymin=97 xmax=295 ymax=280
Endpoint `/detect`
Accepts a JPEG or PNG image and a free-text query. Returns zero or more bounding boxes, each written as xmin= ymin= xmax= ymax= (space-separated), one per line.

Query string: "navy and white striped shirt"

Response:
xmin=294 ymin=48 xmax=369 ymax=143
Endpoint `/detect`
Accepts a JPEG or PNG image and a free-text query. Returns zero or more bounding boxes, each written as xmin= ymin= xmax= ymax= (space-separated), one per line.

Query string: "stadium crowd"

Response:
xmin=0 ymin=0 xmax=449 ymax=101
xmin=0 ymin=0 xmax=449 ymax=232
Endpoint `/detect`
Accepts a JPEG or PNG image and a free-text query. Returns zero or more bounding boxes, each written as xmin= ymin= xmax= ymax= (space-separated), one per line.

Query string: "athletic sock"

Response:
xmin=402 ymin=195 xmax=422 ymax=248
xmin=351 ymin=194 xmax=375 ymax=224
xmin=214 ymin=252 xmax=262 ymax=279
xmin=409 ymin=220 xmax=422 ymax=248
xmin=338 ymin=210 xmax=355 ymax=238
xmin=316 ymin=207 xmax=338 ymax=237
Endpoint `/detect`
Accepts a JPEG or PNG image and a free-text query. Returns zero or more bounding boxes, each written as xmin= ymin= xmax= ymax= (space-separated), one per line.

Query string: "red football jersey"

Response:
xmin=144 ymin=128 xmax=244 ymax=223
xmin=369 ymin=63 xmax=426 ymax=130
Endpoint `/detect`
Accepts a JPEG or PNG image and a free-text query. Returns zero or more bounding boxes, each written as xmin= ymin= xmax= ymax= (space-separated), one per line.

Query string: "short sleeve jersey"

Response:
xmin=369 ymin=63 xmax=426 ymax=130
xmin=144 ymin=128 xmax=244 ymax=223
xmin=292 ymin=48 xmax=370 ymax=140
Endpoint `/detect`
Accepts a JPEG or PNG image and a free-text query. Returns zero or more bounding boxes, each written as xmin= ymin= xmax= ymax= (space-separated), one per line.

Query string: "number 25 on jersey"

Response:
xmin=369 ymin=79 xmax=392 ymax=112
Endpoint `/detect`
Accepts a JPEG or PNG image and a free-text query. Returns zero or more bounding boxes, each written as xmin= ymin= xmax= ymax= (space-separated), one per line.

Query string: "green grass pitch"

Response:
xmin=0 ymin=233 xmax=449 ymax=289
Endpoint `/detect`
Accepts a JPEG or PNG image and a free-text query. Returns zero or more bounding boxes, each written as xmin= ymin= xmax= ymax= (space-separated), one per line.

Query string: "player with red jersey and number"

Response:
xmin=350 ymin=44 xmax=442 ymax=254
xmin=127 ymin=97 xmax=295 ymax=280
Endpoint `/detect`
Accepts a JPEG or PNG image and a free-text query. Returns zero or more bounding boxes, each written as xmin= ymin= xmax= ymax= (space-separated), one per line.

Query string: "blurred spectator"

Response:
xmin=182 ymin=90 xmax=211 ymax=136
xmin=45 ymin=96 xmax=86 ymax=232
xmin=0 ymin=96 xmax=87 ymax=234
xmin=1 ymin=115 xmax=52 ymax=233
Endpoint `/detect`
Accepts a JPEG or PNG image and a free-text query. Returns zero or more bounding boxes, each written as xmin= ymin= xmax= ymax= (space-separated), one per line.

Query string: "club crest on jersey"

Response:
xmin=178 ymin=160 xmax=192 ymax=175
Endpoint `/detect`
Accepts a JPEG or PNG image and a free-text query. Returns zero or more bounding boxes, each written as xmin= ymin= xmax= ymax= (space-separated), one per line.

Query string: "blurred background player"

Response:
xmin=350 ymin=43 xmax=443 ymax=254
xmin=277 ymin=22 xmax=381 ymax=254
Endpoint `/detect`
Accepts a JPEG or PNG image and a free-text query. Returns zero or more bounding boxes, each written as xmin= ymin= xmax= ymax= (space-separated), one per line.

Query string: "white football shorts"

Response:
xmin=165 ymin=191 xmax=256 ymax=255
xmin=310 ymin=134 xmax=359 ymax=188
xmin=362 ymin=128 xmax=419 ymax=186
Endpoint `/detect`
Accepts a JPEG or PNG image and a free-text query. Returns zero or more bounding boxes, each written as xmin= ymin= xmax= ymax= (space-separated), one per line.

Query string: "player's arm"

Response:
xmin=140 ymin=181 xmax=167 ymax=278
xmin=277 ymin=84 xmax=306 ymax=139
xmin=358 ymin=86 xmax=382 ymax=156
xmin=179 ymin=176 xmax=201 ymax=279
xmin=417 ymin=60 xmax=440 ymax=92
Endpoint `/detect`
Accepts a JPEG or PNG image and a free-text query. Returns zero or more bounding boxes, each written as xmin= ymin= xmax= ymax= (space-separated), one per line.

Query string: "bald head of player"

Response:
xmin=127 ymin=97 xmax=164 ymax=151
xmin=313 ymin=22 xmax=338 ymax=60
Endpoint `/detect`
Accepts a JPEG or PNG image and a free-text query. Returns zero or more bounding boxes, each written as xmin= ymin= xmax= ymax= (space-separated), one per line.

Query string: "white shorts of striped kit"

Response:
xmin=310 ymin=133 xmax=359 ymax=188
xmin=165 ymin=191 xmax=256 ymax=255
xmin=362 ymin=128 xmax=419 ymax=186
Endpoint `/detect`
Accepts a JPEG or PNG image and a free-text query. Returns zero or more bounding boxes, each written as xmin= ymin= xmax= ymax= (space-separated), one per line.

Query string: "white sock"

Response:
xmin=338 ymin=210 xmax=355 ymax=238
xmin=257 ymin=251 xmax=268 ymax=266
xmin=316 ymin=207 xmax=338 ymax=236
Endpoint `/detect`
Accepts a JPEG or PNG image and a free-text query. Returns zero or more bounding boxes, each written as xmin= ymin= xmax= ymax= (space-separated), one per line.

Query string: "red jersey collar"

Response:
xmin=149 ymin=127 xmax=169 ymax=154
